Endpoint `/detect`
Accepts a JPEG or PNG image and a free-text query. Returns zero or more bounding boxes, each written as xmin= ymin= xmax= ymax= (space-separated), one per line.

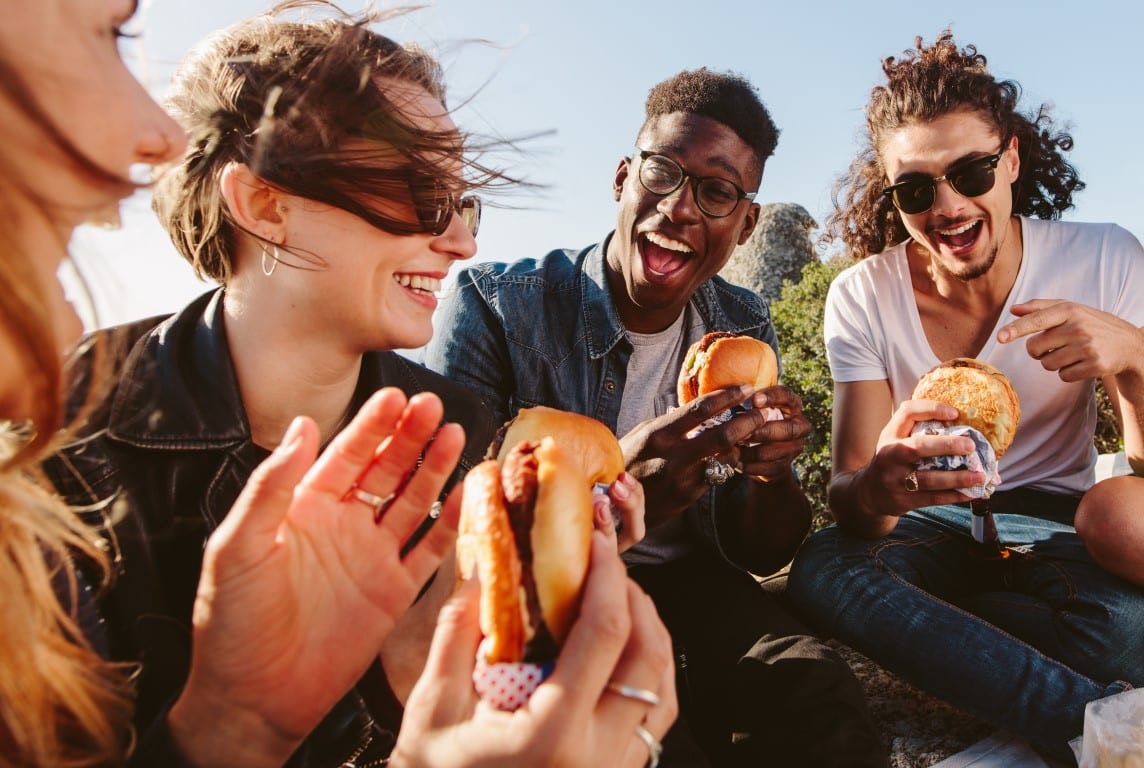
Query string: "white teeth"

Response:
xmin=938 ymin=220 xmax=978 ymax=236
xmin=394 ymin=274 xmax=442 ymax=293
xmin=645 ymin=231 xmax=693 ymax=253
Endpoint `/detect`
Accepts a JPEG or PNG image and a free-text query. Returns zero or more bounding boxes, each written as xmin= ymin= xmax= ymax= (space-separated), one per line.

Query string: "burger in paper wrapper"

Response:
xmin=910 ymin=358 xmax=1021 ymax=499
xmin=458 ymin=410 xmax=623 ymax=710
xmin=677 ymin=332 xmax=783 ymax=435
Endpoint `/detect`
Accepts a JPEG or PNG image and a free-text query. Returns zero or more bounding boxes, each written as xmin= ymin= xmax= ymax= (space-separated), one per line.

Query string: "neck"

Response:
xmin=911 ymin=216 xmax=1023 ymax=309
xmin=222 ymin=288 xmax=361 ymax=449
xmin=604 ymin=236 xmax=686 ymax=334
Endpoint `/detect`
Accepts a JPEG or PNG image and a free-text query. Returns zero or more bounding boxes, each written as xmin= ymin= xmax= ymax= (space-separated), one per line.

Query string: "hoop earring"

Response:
xmin=261 ymin=244 xmax=279 ymax=277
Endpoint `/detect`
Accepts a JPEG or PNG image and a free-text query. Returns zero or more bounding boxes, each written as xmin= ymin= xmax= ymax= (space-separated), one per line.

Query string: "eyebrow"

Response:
xmin=646 ymin=143 xmax=746 ymax=185
xmin=890 ymin=148 xmax=997 ymax=184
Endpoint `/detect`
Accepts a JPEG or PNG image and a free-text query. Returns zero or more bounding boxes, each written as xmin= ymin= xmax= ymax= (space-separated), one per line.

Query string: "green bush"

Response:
xmin=772 ymin=256 xmax=1124 ymax=530
xmin=771 ymin=256 xmax=849 ymax=529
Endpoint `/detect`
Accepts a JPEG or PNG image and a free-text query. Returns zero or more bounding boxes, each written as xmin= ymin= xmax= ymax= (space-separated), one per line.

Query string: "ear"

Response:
xmin=219 ymin=163 xmax=289 ymax=243
xmin=736 ymin=201 xmax=761 ymax=246
xmin=1004 ymin=134 xmax=1020 ymax=180
xmin=612 ymin=156 xmax=631 ymax=202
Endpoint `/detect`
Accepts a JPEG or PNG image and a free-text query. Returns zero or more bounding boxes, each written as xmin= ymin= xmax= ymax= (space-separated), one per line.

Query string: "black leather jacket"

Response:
xmin=45 ymin=289 xmax=496 ymax=767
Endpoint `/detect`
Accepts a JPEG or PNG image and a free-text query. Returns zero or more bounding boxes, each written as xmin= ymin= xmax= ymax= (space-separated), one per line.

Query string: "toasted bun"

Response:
xmin=458 ymin=438 xmax=593 ymax=663
xmin=911 ymin=358 xmax=1022 ymax=457
xmin=457 ymin=460 xmax=525 ymax=664
xmin=495 ymin=406 xmax=624 ymax=487
xmin=529 ymin=438 xmax=592 ymax=645
xmin=677 ymin=333 xmax=779 ymax=405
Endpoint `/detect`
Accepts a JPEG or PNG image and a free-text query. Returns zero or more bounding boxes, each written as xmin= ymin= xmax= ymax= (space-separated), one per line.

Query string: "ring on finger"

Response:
xmin=346 ymin=486 xmax=396 ymax=523
xmin=634 ymin=724 xmax=663 ymax=768
xmin=605 ymin=682 xmax=661 ymax=707
xmin=704 ymin=457 xmax=734 ymax=486
xmin=903 ymin=470 xmax=920 ymax=493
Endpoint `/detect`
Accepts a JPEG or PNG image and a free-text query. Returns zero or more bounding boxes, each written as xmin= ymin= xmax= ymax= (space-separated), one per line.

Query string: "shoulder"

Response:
xmin=370 ymin=353 xmax=497 ymax=451
xmin=454 ymin=246 xmax=589 ymax=292
xmin=1023 ymin=217 xmax=1142 ymax=256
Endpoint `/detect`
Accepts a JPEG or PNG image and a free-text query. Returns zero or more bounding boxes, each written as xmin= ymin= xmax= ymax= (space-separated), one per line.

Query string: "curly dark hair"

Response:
xmin=153 ymin=1 xmax=520 ymax=282
xmin=642 ymin=67 xmax=780 ymax=186
xmin=826 ymin=29 xmax=1085 ymax=259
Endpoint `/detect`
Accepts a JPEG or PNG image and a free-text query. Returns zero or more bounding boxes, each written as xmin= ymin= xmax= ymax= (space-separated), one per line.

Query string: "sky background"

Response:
xmin=73 ymin=0 xmax=1144 ymax=329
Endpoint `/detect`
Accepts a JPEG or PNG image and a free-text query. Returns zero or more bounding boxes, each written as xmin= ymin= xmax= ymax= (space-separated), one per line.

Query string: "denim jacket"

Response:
xmin=424 ymin=233 xmax=780 ymax=568
xmin=45 ymin=288 xmax=495 ymax=767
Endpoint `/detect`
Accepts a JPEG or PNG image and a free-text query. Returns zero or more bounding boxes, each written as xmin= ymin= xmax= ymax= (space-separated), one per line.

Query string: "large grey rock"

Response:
xmin=720 ymin=202 xmax=817 ymax=301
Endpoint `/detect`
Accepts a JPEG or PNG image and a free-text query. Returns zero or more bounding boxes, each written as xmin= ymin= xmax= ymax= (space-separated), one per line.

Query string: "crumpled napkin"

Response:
xmin=1070 ymin=688 xmax=1144 ymax=767
xmin=910 ymin=421 xmax=1001 ymax=500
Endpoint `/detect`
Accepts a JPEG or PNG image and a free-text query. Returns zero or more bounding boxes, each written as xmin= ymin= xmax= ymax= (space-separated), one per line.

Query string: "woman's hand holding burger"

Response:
xmin=391 ymin=533 xmax=677 ymax=768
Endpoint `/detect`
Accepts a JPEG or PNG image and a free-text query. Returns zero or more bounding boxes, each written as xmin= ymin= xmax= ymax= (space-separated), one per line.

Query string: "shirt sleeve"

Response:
xmin=423 ymin=267 xmax=515 ymax=427
xmin=822 ymin=265 xmax=889 ymax=383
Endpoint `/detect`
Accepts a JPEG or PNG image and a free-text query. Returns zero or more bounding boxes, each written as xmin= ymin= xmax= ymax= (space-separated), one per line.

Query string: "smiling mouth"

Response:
xmin=640 ymin=231 xmax=694 ymax=277
xmin=394 ymin=273 xmax=442 ymax=296
xmin=933 ymin=219 xmax=983 ymax=252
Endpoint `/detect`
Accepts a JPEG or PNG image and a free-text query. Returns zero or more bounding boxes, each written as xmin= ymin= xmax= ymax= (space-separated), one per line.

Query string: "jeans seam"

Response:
xmin=869 ymin=534 xmax=1104 ymax=689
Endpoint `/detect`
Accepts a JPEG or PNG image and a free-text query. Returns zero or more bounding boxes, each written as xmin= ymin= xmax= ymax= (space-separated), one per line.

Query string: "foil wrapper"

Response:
xmin=910 ymin=421 xmax=1001 ymax=500
xmin=472 ymin=638 xmax=554 ymax=711
xmin=685 ymin=402 xmax=784 ymax=440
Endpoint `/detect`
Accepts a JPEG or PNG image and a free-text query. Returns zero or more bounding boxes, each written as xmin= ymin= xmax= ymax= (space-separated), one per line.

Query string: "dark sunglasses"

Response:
xmin=634 ymin=149 xmax=756 ymax=218
xmin=882 ymin=146 xmax=1006 ymax=215
xmin=412 ymin=181 xmax=482 ymax=237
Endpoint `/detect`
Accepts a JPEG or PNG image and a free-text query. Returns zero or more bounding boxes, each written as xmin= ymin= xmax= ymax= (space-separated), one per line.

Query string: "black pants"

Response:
xmin=630 ymin=550 xmax=887 ymax=768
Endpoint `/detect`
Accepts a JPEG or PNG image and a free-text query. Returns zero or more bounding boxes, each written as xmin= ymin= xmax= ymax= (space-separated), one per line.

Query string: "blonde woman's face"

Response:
xmin=0 ymin=0 xmax=185 ymax=366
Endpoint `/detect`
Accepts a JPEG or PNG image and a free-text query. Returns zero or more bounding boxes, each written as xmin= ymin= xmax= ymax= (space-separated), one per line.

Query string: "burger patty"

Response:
xmin=500 ymin=442 xmax=558 ymax=662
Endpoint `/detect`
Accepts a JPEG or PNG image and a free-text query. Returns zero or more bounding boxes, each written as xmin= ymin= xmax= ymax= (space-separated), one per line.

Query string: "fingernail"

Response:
xmin=738 ymin=384 xmax=754 ymax=396
xmin=611 ymin=479 xmax=631 ymax=501
xmin=280 ymin=417 xmax=305 ymax=451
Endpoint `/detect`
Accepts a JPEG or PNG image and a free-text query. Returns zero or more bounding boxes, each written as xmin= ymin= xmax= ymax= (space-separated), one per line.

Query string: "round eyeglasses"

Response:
xmin=634 ymin=149 xmax=756 ymax=218
xmin=882 ymin=146 xmax=1005 ymax=215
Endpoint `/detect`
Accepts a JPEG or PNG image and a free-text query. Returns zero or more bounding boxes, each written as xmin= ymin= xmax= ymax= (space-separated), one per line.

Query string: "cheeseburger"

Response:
xmin=911 ymin=357 xmax=1021 ymax=457
xmin=677 ymin=331 xmax=779 ymax=406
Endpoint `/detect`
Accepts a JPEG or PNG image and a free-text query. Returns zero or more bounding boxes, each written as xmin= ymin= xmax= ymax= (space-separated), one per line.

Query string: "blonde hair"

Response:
xmin=0 ymin=45 xmax=132 ymax=768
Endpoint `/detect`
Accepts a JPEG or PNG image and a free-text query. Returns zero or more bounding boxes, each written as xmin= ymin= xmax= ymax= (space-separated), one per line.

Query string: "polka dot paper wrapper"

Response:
xmin=473 ymin=639 xmax=554 ymax=711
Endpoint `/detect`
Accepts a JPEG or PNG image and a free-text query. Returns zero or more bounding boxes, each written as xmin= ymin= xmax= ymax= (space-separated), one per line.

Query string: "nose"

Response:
xmin=432 ymin=206 xmax=478 ymax=262
xmin=929 ymin=175 xmax=967 ymax=217
xmin=133 ymin=90 xmax=187 ymax=166
xmin=656 ymin=178 xmax=702 ymax=223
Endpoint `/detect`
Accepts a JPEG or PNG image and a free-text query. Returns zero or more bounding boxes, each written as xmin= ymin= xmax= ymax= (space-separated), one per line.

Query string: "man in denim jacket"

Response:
xmin=425 ymin=69 xmax=884 ymax=767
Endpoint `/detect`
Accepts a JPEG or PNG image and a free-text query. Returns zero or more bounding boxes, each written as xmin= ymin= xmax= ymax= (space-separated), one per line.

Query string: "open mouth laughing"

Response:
xmin=932 ymin=219 xmax=983 ymax=253
xmin=640 ymin=231 xmax=695 ymax=280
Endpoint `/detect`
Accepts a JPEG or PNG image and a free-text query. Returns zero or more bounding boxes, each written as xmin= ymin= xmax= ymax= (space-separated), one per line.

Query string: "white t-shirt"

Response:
xmin=824 ymin=217 xmax=1144 ymax=495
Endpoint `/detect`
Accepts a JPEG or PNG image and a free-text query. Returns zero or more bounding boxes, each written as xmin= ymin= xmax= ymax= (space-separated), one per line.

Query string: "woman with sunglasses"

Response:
xmin=785 ymin=30 xmax=1144 ymax=761
xmin=41 ymin=3 xmax=666 ymax=766
xmin=0 ymin=0 xmax=504 ymax=764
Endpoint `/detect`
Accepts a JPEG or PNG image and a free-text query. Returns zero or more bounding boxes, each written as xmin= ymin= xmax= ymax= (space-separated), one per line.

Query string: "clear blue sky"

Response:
xmin=73 ymin=0 xmax=1144 ymax=327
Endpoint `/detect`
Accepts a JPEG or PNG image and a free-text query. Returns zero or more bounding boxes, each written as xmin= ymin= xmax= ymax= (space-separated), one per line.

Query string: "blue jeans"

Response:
xmin=787 ymin=500 xmax=1144 ymax=760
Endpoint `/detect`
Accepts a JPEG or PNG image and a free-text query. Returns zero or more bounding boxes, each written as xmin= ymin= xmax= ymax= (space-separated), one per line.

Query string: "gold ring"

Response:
xmin=347 ymin=486 xmax=396 ymax=523
xmin=605 ymin=682 xmax=661 ymax=707
xmin=903 ymin=470 xmax=920 ymax=493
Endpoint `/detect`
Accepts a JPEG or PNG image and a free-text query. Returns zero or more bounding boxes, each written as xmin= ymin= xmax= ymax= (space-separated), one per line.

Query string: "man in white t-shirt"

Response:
xmin=786 ymin=30 xmax=1144 ymax=763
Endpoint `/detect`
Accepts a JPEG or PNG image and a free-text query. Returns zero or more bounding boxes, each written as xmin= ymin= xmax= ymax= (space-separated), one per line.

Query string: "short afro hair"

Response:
xmin=642 ymin=68 xmax=780 ymax=183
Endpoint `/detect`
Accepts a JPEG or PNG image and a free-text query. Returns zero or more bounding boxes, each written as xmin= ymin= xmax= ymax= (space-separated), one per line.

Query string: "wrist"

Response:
xmin=168 ymin=683 xmax=300 ymax=768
